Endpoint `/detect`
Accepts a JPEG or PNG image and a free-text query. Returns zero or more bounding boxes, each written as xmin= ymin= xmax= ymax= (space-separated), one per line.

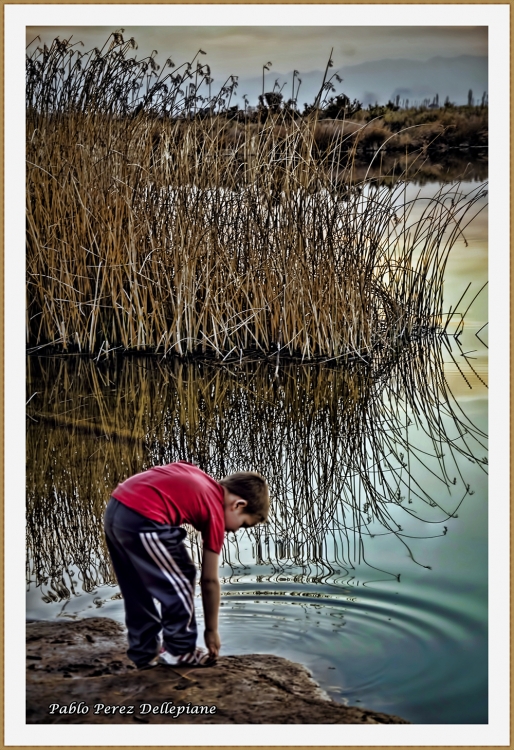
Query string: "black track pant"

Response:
xmin=104 ymin=497 xmax=198 ymax=667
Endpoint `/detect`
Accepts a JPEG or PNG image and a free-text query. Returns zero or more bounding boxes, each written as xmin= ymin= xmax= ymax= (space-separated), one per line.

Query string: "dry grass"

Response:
xmin=26 ymin=34 xmax=487 ymax=361
xmin=26 ymin=109 xmax=486 ymax=360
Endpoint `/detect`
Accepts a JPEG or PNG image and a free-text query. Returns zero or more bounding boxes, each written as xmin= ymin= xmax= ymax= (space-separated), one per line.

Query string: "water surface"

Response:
xmin=26 ymin=179 xmax=487 ymax=724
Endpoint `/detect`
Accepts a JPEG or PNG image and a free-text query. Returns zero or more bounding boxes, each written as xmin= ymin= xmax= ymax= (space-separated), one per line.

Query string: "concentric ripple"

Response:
xmin=26 ymin=564 xmax=487 ymax=724
xmin=217 ymin=575 xmax=487 ymax=724
xmin=26 ymin=559 xmax=487 ymax=725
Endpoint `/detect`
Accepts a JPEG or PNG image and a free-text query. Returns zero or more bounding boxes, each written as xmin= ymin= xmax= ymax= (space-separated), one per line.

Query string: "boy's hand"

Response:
xmin=204 ymin=628 xmax=221 ymax=659
xmin=201 ymin=550 xmax=220 ymax=658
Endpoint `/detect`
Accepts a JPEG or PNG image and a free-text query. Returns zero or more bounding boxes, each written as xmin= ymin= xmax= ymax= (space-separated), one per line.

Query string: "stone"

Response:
xmin=26 ymin=617 xmax=409 ymax=724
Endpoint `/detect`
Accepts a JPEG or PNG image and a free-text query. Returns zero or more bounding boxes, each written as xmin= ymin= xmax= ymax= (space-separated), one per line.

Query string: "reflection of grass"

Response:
xmin=26 ymin=36 xmax=487 ymax=360
xmin=27 ymin=338 xmax=487 ymax=598
xmin=345 ymin=152 xmax=487 ymax=187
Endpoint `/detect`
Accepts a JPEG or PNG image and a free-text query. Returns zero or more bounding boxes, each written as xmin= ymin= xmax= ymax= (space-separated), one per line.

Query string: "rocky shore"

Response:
xmin=27 ymin=617 xmax=408 ymax=724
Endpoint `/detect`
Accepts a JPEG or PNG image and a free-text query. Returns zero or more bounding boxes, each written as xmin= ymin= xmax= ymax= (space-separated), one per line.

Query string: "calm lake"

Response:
xmin=26 ymin=178 xmax=488 ymax=724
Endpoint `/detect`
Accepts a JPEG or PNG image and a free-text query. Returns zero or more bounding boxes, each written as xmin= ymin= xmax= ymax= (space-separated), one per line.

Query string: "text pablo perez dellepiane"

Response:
xmin=48 ymin=701 xmax=217 ymax=717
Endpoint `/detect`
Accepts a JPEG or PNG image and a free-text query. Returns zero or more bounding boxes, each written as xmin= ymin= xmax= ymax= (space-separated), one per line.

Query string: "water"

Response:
xmin=25 ymin=180 xmax=487 ymax=724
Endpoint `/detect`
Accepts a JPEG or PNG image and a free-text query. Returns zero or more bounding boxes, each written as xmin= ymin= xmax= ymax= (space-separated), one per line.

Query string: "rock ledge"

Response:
xmin=27 ymin=617 xmax=408 ymax=724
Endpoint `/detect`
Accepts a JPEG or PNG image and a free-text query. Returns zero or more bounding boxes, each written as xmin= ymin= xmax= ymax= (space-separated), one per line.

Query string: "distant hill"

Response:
xmin=228 ymin=55 xmax=487 ymax=109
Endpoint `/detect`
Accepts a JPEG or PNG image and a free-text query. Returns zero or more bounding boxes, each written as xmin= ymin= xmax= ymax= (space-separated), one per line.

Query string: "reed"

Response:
xmin=26 ymin=35 xmax=487 ymax=361
xmin=27 ymin=337 xmax=487 ymax=597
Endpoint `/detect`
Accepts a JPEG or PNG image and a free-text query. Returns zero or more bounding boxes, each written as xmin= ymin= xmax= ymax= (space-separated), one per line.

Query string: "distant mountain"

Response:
xmin=227 ymin=55 xmax=487 ymax=109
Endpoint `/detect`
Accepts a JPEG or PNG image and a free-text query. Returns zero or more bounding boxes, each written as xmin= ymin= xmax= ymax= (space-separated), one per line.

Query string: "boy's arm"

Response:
xmin=200 ymin=548 xmax=221 ymax=658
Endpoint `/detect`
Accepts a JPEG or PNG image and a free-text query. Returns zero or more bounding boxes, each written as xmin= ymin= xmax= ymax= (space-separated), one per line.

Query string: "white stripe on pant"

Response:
xmin=140 ymin=531 xmax=195 ymax=631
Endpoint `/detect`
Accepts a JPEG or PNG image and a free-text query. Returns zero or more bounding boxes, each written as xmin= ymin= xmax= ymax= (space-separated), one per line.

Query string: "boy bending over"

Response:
xmin=104 ymin=461 xmax=269 ymax=668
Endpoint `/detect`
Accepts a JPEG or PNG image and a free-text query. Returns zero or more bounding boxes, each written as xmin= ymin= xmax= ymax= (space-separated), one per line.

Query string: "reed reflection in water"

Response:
xmin=26 ymin=332 xmax=486 ymax=598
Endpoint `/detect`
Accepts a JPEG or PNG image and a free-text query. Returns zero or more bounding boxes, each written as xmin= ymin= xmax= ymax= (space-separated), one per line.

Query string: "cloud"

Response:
xmin=25 ymin=25 xmax=488 ymax=82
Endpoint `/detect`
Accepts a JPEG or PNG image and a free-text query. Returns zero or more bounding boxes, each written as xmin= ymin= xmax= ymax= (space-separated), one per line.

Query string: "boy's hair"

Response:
xmin=219 ymin=471 xmax=270 ymax=522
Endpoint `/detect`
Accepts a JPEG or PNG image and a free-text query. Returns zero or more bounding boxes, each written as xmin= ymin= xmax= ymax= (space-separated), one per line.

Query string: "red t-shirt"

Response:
xmin=112 ymin=462 xmax=226 ymax=554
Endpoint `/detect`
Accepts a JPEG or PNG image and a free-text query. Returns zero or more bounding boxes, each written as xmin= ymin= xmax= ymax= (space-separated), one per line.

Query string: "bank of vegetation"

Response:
xmin=26 ymin=33 xmax=487 ymax=360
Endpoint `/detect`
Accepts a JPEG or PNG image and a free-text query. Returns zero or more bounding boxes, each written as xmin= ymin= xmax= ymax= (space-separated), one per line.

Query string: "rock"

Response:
xmin=26 ymin=617 xmax=408 ymax=724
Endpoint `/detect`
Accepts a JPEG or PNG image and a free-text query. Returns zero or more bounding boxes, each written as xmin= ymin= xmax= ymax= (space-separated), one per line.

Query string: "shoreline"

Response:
xmin=26 ymin=617 xmax=409 ymax=725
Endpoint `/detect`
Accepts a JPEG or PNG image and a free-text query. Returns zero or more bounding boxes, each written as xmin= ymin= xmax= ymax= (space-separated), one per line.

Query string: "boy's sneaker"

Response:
xmin=157 ymin=647 xmax=216 ymax=667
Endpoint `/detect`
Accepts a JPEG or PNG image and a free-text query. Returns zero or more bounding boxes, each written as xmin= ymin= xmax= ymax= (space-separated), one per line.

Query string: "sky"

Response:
xmin=27 ymin=25 xmax=487 ymax=80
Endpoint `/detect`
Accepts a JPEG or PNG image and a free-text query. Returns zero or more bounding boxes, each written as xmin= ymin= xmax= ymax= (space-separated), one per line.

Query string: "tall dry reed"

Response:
xmin=26 ymin=34 xmax=487 ymax=361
